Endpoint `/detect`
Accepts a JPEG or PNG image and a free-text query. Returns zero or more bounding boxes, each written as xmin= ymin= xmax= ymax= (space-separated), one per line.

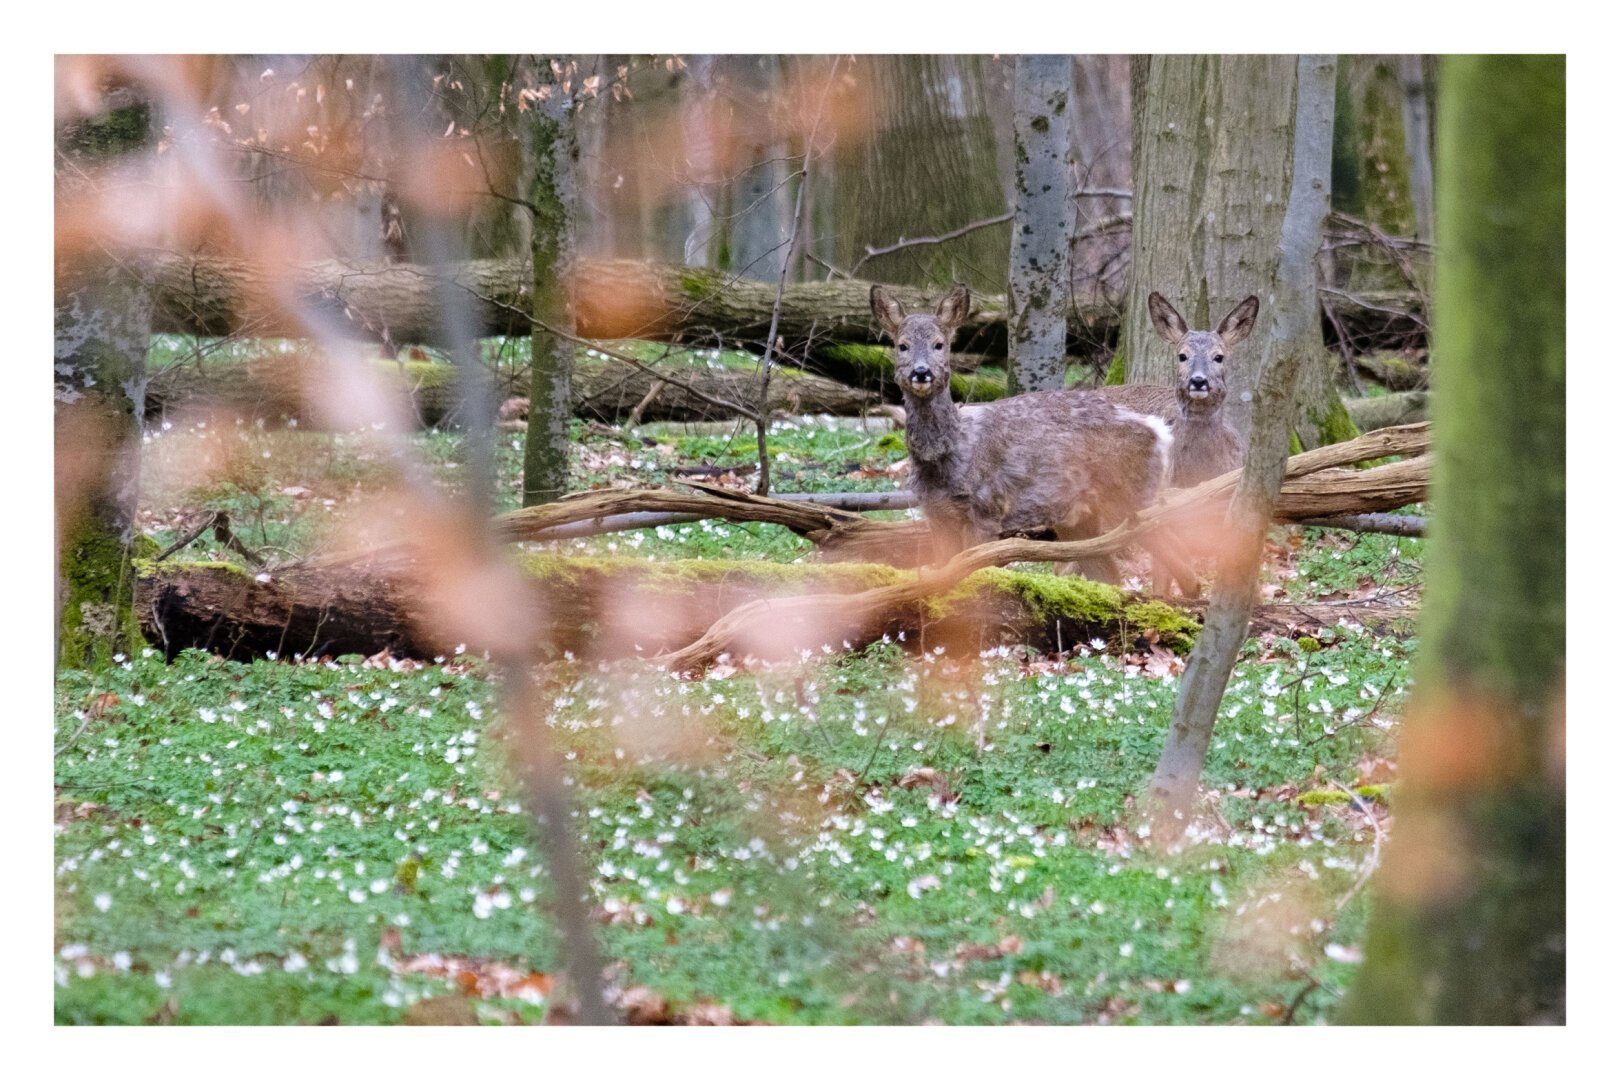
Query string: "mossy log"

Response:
xmin=1344 ymin=390 xmax=1428 ymax=431
xmin=144 ymin=353 xmax=877 ymax=427
xmin=143 ymin=252 xmax=1427 ymax=362
xmin=134 ymin=554 xmax=1400 ymax=665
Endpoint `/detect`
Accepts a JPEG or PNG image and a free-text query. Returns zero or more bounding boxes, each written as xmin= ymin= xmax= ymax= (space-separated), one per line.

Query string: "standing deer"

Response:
xmin=1095 ymin=292 xmax=1258 ymax=486
xmin=869 ymin=283 xmax=980 ymax=556
xmin=871 ymin=284 xmax=1198 ymax=592
xmin=1094 ymin=291 xmax=1259 ymax=593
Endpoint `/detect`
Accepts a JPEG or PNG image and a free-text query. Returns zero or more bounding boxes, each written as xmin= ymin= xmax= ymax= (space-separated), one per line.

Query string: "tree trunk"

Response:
xmin=143 ymin=251 xmax=1424 ymax=358
xmin=55 ymin=83 xmax=155 ymax=669
xmin=726 ymin=56 xmax=793 ymax=283
xmin=680 ymin=55 xmax=722 ymax=267
xmin=1122 ymin=56 xmax=1348 ymax=448
xmin=523 ymin=63 xmax=580 ymax=506
xmin=1006 ymin=55 xmax=1077 ymax=394
xmin=135 ymin=553 xmax=1399 ymax=667
xmin=1341 ymin=55 xmax=1564 ymax=1026
xmin=1069 ymin=55 xmax=1133 ymax=308
xmin=1397 ymin=55 xmax=1436 ymax=246
xmin=834 ymin=56 xmax=1010 ymax=293
xmin=143 ymin=352 xmax=877 ymax=427
xmin=1148 ymin=56 xmax=1338 ymax=826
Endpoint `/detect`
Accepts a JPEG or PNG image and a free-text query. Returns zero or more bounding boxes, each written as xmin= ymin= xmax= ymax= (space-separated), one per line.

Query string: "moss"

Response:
xmin=1297 ymin=784 xmax=1390 ymax=807
xmin=1306 ymin=395 xmax=1362 ymax=448
xmin=58 ymin=101 xmax=152 ymax=160
xmin=59 ymin=525 xmax=158 ymax=669
xmin=876 ymin=432 xmax=907 ymax=454
xmin=949 ymin=369 xmax=1008 ymax=402
xmin=1103 ymin=351 xmax=1127 ymax=386
xmin=676 ymin=266 xmax=725 ymax=300
xmin=1123 ymin=600 xmax=1202 ymax=653
xmin=1296 ymin=635 xmax=1322 ymax=653
xmin=514 ymin=553 xmax=906 ymax=594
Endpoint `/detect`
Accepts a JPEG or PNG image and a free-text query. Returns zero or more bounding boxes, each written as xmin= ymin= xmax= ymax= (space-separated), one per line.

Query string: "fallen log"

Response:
xmin=1344 ymin=390 xmax=1428 ymax=432
xmin=658 ymin=424 xmax=1429 ymax=670
xmin=135 ymin=553 xmax=1408 ymax=665
xmin=145 ymin=353 xmax=877 ymax=426
xmin=494 ymin=428 xmax=1430 ymax=566
xmin=135 ymin=424 xmax=1428 ymax=665
xmin=143 ymin=252 xmax=1427 ymax=360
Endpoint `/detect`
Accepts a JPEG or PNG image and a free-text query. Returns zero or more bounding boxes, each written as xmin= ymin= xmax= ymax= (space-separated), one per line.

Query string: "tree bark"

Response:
xmin=55 ymin=83 xmax=155 ymax=669
xmin=143 ymin=251 xmax=1423 ymax=359
xmin=135 ymin=554 xmax=1401 ymax=667
xmin=1148 ymin=56 xmax=1338 ymax=826
xmin=1397 ymin=55 xmax=1436 ymax=245
xmin=1122 ymin=56 xmax=1349 ymax=448
xmin=522 ymin=60 xmax=581 ymax=506
xmin=1341 ymin=54 xmax=1564 ymax=1026
xmin=1006 ymin=56 xmax=1076 ymax=394
xmin=833 ymin=56 xmax=1011 ymax=294
xmin=143 ymin=352 xmax=877 ymax=427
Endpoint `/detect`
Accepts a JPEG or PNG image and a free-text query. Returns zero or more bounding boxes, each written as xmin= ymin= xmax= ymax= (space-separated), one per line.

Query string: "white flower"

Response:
xmin=94 ymin=893 xmax=112 ymax=912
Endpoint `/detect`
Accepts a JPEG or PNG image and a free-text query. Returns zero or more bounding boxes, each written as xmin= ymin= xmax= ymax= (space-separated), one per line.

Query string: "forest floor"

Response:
xmin=55 ymin=345 xmax=1425 ymax=1024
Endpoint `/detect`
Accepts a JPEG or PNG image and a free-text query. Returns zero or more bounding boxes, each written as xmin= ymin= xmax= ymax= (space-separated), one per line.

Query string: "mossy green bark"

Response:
xmin=1341 ymin=55 xmax=1564 ymax=1026
xmin=59 ymin=524 xmax=156 ymax=668
xmin=55 ymin=87 xmax=153 ymax=670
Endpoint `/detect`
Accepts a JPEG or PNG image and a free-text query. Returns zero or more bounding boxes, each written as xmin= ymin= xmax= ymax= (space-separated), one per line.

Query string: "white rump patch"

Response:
xmin=1128 ymin=412 xmax=1174 ymax=482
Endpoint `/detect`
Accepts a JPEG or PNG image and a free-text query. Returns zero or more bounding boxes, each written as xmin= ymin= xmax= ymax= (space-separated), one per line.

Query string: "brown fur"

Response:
xmin=871 ymin=283 xmax=1177 ymax=585
xmin=1094 ymin=293 xmax=1261 ymax=594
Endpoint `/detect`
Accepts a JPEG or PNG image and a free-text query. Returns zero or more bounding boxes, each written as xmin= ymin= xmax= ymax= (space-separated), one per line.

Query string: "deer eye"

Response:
xmin=1177 ymin=353 xmax=1189 ymax=363
xmin=1213 ymin=355 xmax=1224 ymax=364
xmin=933 ymin=341 xmax=944 ymax=351
xmin=898 ymin=343 xmax=910 ymax=352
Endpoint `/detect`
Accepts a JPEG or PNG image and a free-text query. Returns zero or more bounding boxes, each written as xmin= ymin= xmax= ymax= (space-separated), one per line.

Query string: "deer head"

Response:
xmin=1148 ymin=292 xmax=1259 ymax=413
xmin=870 ymin=284 xmax=972 ymax=400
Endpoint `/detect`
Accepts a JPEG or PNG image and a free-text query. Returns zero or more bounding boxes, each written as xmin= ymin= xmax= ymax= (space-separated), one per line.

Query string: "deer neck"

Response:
xmin=903 ymin=388 xmax=967 ymax=478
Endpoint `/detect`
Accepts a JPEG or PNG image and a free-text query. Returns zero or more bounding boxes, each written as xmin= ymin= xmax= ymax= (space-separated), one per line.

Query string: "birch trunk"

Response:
xmin=1006 ymin=55 xmax=1076 ymax=394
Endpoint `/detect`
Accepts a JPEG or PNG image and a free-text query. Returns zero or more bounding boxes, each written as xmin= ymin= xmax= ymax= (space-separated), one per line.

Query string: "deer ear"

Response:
xmin=934 ymin=284 xmax=971 ymax=333
xmin=1147 ymin=292 xmax=1187 ymax=343
xmin=870 ymin=285 xmax=906 ymax=339
xmin=1217 ymin=295 xmax=1260 ymax=345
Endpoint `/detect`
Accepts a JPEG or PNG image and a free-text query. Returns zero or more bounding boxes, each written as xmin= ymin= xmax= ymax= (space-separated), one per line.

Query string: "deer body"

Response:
xmin=1094 ymin=292 xmax=1260 ymax=593
xmin=871 ymin=284 xmax=1188 ymax=587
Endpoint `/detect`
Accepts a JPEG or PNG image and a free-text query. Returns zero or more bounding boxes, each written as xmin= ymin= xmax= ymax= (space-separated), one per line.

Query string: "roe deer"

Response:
xmin=1093 ymin=292 xmax=1259 ymax=593
xmin=869 ymin=283 xmax=979 ymax=556
xmin=871 ymin=284 xmax=1196 ymax=591
xmin=1094 ymin=292 xmax=1258 ymax=487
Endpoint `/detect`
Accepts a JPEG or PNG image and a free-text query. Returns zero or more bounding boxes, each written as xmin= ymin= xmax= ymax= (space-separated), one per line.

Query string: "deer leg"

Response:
xmin=1142 ymin=529 xmax=1201 ymax=598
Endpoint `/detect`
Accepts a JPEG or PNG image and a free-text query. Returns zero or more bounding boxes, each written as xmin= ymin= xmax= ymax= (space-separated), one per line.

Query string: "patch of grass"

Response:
xmin=56 ymin=632 xmax=1410 ymax=1025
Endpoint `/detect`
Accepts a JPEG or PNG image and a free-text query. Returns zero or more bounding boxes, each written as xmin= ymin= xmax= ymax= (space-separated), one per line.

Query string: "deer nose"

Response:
xmin=1188 ymin=375 xmax=1209 ymax=390
xmin=909 ymin=365 xmax=933 ymax=381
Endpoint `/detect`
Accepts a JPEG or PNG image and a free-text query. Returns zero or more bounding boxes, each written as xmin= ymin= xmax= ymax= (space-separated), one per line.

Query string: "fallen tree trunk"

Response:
xmin=136 ymin=425 xmax=1427 ymax=664
xmin=1344 ymin=390 xmax=1429 ymax=431
xmin=144 ymin=252 xmax=1427 ymax=359
xmin=135 ymin=553 xmax=1408 ymax=665
xmin=658 ymin=424 xmax=1429 ymax=669
xmin=494 ymin=429 xmax=1430 ymax=567
xmin=145 ymin=354 xmax=877 ymax=426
